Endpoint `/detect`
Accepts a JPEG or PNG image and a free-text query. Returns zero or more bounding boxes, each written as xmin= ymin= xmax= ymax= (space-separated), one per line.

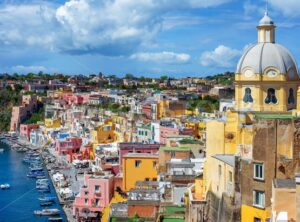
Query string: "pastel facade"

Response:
xmin=45 ymin=118 xmax=61 ymax=129
xmin=10 ymin=95 xmax=37 ymax=131
xmin=122 ymin=153 xmax=158 ymax=192
xmin=55 ymin=137 xmax=82 ymax=155
xmin=73 ymin=174 xmax=114 ymax=220
xmin=20 ymin=124 xmax=39 ymax=141
xmin=92 ymin=120 xmax=116 ymax=147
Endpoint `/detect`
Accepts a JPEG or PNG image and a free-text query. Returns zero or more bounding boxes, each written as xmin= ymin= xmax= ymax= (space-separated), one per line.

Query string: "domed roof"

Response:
xmin=259 ymin=12 xmax=274 ymax=26
xmin=236 ymin=43 xmax=299 ymax=74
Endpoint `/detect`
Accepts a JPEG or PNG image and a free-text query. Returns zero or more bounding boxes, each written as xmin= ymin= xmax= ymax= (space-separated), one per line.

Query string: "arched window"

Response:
xmin=243 ymin=88 xmax=253 ymax=103
xmin=265 ymin=88 xmax=277 ymax=104
xmin=288 ymin=88 xmax=295 ymax=104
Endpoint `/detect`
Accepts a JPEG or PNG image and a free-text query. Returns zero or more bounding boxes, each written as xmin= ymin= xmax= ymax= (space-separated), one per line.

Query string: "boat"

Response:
xmin=0 ymin=184 xmax=10 ymax=189
xmin=0 ymin=149 xmax=4 ymax=153
xmin=33 ymin=209 xmax=60 ymax=216
xmin=48 ymin=218 xmax=63 ymax=222
xmin=38 ymin=196 xmax=56 ymax=202
xmin=27 ymin=172 xmax=45 ymax=178
xmin=40 ymin=201 xmax=54 ymax=206
xmin=36 ymin=175 xmax=46 ymax=179
xmin=36 ymin=179 xmax=50 ymax=186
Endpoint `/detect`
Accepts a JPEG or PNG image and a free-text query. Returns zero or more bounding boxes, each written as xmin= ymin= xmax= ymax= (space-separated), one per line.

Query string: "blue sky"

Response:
xmin=0 ymin=0 xmax=300 ymax=77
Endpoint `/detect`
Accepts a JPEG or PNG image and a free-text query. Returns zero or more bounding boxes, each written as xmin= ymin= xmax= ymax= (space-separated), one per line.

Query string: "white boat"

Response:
xmin=33 ymin=209 xmax=60 ymax=216
xmin=0 ymin=184 xmax=10 ymax=189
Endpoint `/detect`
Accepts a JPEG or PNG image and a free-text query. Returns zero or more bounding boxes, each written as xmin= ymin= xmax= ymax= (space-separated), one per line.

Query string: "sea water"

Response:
xmin=0 ymin=142 xmax=67 ymax=222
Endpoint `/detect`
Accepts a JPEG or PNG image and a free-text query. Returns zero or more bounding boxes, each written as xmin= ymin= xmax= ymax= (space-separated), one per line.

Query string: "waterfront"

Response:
xmin=0 ymin=142 xmax=67 ymax=222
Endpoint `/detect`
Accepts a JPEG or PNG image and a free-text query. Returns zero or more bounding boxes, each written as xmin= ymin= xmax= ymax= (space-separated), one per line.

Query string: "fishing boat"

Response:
xmin=36 ymin=175 xmax=46 ymax=179
xmin=33 ymin=209 xmax=60 ymax=216
xmin=40 ymin=201 xmax=54 ymax=206
xmin=48 ymin=217 xmax=63 ymax=222
xmin=36 ymin=179 xmax=50 ymax=186
xmin=38 ymin=196 xmax=56 ymax=202
xmin=0 ymin=184 xmax=10 ymax=189
xmin=27 ymin=171 xmax=45 ymax=178
xmin=37 ymin=186 xmax=50 ymax=193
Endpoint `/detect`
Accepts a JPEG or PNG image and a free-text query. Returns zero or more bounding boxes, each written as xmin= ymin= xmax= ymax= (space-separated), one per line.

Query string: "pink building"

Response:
xmin=160 ymin=125 xmax=179 ymax=144
xmin=73 ymin=174 xmax=114 ymax=220
xmin=63 ymin=93 xmax=90 ymax=105
xmin=55 ymin=137 xmax=82 ymax=155
xmin=10 ymin=95 xmax=37 ymax=132
xmin=20 ymin=124 xmax=39 ymax=141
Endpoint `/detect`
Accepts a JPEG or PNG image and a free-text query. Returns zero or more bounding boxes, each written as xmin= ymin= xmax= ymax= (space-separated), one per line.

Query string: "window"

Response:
xmin=95 ymin=185 xmax=100 ymax=192
xmin=135 ymin=160 xmax=141 ymax=168
xmin=229 ymin=171 xmax=233 ymax=183
xmin=243 ymin=88 xmax=254 ymax=103
xmin=171 ymin=151 xmax=176 ymax=158
xmin=84 ymin=199 xmax=88 ymax=205
xmin=84 ymin=191 xmax=88 ymax=196
xmin=288 ymin=88 xmax=295 ymax=104
xmin=253 ymin=190 xmax=265 ymax=208
xmin=254 ymin=218 xmax=261 ymax=222
xmin=95 ymin=199 xmax=100 ymax=206
xmin=265 ymin=88 xmax=277 ymax=104
xmin=153 ymin=161 xmax=157 ymax=168
xmin=254 ymin=163 xmax=264 ymax=180
xmin=218 ymin=165 xmax=222 ymax=176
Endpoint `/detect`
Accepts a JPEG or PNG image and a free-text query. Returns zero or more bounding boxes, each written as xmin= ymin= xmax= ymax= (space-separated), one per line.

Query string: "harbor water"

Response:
xmin=0 ymin=142 xmax=67 ymax=222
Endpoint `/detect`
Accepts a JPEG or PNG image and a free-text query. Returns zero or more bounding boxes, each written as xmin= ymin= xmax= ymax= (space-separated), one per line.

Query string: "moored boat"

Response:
xmin=48 ymin=217 xmax=63 ymax=222
xmin=33 ymin=209 xmax=60 ymax=216
xmin=40 ymin=201 xmax=54 ymax=206
xmin=38 ymin=196 xmax=56 ymax=202
xmin=0 ymin=183 xmax=10 ymax=189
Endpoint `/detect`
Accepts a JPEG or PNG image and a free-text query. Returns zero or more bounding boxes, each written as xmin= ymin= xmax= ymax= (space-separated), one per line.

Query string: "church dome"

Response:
xmin=236 ymin=43 xmax=299 ymax=75
xmin=258 ymin=12 xmax=274 ymax=26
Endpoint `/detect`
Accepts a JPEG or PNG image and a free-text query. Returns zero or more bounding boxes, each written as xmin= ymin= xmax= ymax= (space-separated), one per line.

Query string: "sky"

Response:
xmin=0 ymin=0 xmax=300 ymax=78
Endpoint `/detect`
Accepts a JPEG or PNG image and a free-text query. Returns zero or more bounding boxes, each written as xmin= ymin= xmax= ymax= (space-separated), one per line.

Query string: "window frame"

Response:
xmin=253 ymin=190 xmax=265 ymax=208
xmin=253 ymin=163 xmax=264 ymax=181
xmin=243 ymin=87 xmax=254 ymax=103
xmin=135 ymin=160 xmax=141 ymax=168
xmin=265 ymin=88 xmax=278 ymax=104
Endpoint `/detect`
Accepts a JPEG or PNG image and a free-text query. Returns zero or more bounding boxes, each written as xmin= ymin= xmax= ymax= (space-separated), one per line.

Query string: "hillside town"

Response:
xmin=0 ymin=11 xmax=300 ymax=222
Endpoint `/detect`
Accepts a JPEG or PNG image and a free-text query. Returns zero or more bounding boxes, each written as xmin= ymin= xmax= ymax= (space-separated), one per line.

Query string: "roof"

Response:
xmin=212 ymin=154 xmax=235 ymax=167
xmin=259 ymin=12 xmax=274 ymax=26
xmin=273 ymin=178 xmax=296 ymax=189
xmin=236 ymin=43 xmax=298 ymax=75
xmin=255 ymin=114 xmax=300 ymax=119
xmin=123 ymin=153 xmax=158 ymax=158
xmin=160 ymin=146 xmax=191 ymax=152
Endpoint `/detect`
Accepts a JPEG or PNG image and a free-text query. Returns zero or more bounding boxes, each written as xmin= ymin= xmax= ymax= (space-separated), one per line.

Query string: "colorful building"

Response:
xmin=92 ymin=120 xmax=116 ymax=148
xmin=122 ymin=153 xmax=158 ymax=192
xmin=55 ymin=137 xmax=82 ymax=155
xmin=73 ymin=174 xmax=114 ymax=221
xmin=45 ymin=118 xmax=61 ymax=129
xmin=19 ymin=124 xmax=40 ymax=141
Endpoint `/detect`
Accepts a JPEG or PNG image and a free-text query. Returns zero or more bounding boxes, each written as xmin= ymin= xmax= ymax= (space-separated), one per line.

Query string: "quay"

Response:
xmin=0 ymin=133 xmax=80 ymax=222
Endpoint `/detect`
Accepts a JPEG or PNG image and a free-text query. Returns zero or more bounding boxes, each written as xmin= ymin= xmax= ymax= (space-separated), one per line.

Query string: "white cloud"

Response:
xmin=130 ymin=51 xmax=191 ymax=64
xmin=11 ymin=65 xmax=48 ymax=73
xmin=200 ymin=45 xmax=242 ymax=68
xmin=0 ymin=0 xmax=232 ymax=56
xmin=270 ymin=0 xmax=300 ymax=17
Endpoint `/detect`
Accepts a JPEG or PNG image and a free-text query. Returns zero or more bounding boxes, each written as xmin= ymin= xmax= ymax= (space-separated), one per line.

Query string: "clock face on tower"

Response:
xmin=244 ymin=69 xmax=254 ymax=78
xmin=267 ymin=69 xmax=278 ymax=77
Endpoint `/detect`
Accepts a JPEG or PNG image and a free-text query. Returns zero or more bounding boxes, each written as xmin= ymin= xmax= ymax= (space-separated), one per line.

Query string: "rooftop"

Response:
xmin=273 ymin=178 xmax=296 ymax=189
xmin=123 ymin=153 xmax=159 ymax=158
xmin=160 ymin=146 xmax=191 ymax=152
xmin=212 ymin=154 xmax=235 ymax=167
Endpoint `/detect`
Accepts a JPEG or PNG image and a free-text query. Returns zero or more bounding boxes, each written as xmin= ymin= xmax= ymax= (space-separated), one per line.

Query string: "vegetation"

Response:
xmin=0 ymin=86 xmax=22 ymax=132
xmin=24 ymin=107 xmax=44 ymax=124
xmin=205 ymin=71 xmax=234 ymax=85
xmin=187 ymin=95 xmax=219 ymax=113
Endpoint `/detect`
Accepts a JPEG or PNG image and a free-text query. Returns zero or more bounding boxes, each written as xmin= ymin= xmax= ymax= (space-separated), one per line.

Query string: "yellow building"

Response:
xmin=44 ymin=118 xmax=61 ymax=128
xmin=200 ymin=11 xmax=300 ymax=222
xmin=122 ymin=153 xmax=158 ymax=192
xmin=111 ymin=115 xmax=129 ymax=142
xmin=92 ymin=119 xmax=116 ymax=147
xmin=184 ymin=121 xmax=206 ymax=140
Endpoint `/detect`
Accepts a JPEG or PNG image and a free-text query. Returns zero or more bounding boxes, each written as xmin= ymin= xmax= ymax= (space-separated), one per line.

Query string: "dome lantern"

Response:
xmin=257 ymin=12 xmax=276 ymax=43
